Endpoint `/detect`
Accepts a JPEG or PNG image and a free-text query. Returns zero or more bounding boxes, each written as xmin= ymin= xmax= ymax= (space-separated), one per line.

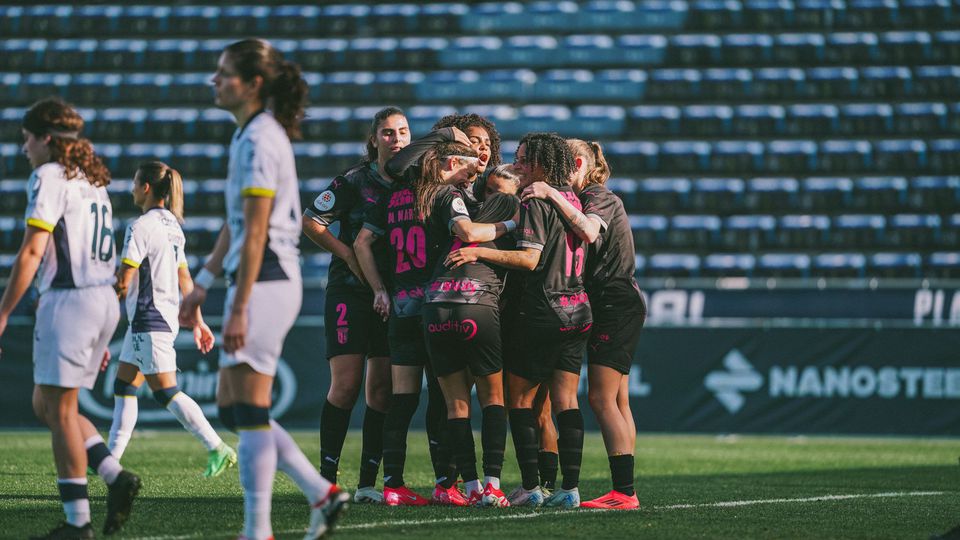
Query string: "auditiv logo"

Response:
xmin=704 ymin=349 xmax=764 ymax=413
xmin=427 ymin=319 xmax=478 ymax=340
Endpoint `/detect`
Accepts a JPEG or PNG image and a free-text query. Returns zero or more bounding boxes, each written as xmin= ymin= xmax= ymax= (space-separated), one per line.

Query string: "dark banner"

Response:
xmin=1 ymin=324 xmax=958 ymax=435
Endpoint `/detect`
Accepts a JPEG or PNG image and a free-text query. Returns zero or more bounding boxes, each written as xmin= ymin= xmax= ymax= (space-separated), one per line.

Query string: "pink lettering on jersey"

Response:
xmin=430 ymin=279 xmax=478 ymax=293
xmin=427 ymin=318 xmax=478 ymax=341
xmin=337 ymin=327 xmax=349 ymax=345
xmin=388 ymin=189 xmax=414 ymax=208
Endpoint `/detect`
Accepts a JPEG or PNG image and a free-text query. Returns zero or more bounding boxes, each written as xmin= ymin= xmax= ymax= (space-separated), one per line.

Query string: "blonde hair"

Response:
xmin=566 ymin=138 xmax=611 ymax=186
xmin=136 ymin=161 xmax=185 ymax=223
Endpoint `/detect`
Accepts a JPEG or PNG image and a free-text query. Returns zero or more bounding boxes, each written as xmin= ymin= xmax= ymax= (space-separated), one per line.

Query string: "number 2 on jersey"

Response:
xmin=389 ymin=225 xmax=426 ymax=273
xmin=89 ymin=202 xmax=113 ymax=262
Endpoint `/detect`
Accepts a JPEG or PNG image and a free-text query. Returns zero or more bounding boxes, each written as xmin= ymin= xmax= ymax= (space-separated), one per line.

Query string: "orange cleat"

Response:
xmin=432 ymin=483 xmax=469 ymax=506
xmin=580 ymin=489 xmax=640 ymax=510
xmin=384 ymin=485 xmax=430 ymax=506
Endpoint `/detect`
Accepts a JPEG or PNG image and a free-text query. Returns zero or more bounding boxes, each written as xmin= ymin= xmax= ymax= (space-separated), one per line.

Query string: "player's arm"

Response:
xmin=302 ymin=214 xmax=365 ymax=284
xmin=0 ymin=226 xmax=49 ymax=337
xmin=231 ymin=196 xmax=271 ymax=319
xmin=178 ymin=265 xmax=214 ymax=353
xmin=521 ymin=182 xmax=601 ymax=243
xmin=445 ymin=246 xmax=540 ymax=271
xmin=114 ymin=263 xmax=137 ymax=300
xmin=353 ymin=227 xmax=390 ymax=320
xmin=450 ymin=218 xmax=513 ymax=243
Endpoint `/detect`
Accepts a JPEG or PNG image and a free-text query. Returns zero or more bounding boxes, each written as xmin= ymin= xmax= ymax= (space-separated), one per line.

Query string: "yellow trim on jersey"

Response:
xmin=236 ymin=425 xmax=272 ymax=431
xmin=178 ymin=262 xmax=189 ymax=269
xmin=121 ymin=258 xmax=141 ymax=268
xmin=26 ymin=218 xmax=55 ymax=232
xmin=241 ymin=187 xmax=276 ymax=198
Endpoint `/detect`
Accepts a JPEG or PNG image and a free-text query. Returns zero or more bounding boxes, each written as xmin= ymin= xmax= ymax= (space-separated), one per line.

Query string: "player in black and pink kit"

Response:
xmin=520 ymin=139 xmax=645 ymax=510
xmin=446 ymin=132 xmax=590 ymax=509
xmin=303 ymin=107 xmax=410 ymax=503
xmin=354 ymin=138 xmax=482 ymax=507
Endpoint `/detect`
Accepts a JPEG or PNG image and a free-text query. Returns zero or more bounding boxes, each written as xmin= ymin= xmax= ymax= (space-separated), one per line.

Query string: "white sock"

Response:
xmin=465 ymin=479 xmax=482 ymax=496
xmin=271 ymin=420 xmax=332 ymax=505
xmin=57 ymin=478 xmax=90 ymax=527
xmin=167 ymin=392 xmax=222 ymax=451
xmin=484 ymin=476 xmax=500 ymax=490
xmin=108 ymin=395 xmax=138 ymax=459
xmin=84 ymin=435 xmax=122 ymax=485
xmin=239 ymin=428 xmax=276 ymax=540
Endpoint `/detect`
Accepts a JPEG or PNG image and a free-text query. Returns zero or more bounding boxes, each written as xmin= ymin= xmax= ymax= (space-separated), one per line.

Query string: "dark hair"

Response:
xmin=22 ymin=97 xmax=111 ymax=187
xmin=414 ymin=141 xmax=477 ymax=222
xmin=432 ymin=113 xmax=502 ymax=169
xmin=517 ymin=132 xmax=575 ymax=188
xmin=224 ymin=39 xmax=308 ymax=140
xmin=567 ymin=139 xmax=611 ymax=186
xmin=136 ymin=161 xmax=185 ymax=223
xmin=365 ymin=106 xmax=406 ymax=163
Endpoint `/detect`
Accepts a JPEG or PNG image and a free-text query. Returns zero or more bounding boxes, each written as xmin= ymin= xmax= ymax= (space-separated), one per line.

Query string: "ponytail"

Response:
xmin=567 ymin=138 xmax=611 ymax=186
xmin=137 ymin=161 xmax=185 ymax=223
xmin=224 ymin=39 xmax=308 ymax=140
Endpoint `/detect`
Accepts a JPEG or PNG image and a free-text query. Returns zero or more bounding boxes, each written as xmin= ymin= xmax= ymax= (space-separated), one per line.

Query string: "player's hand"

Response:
xmin=100 ymin=349 xmax=111 ymax=372
xmin=223 ymin=308 xmax=247 ymax=354
xmin=179 ymin=288 xmax=207 ymax=328
xmin=345 ymin=252 xmax=367 ymax=286
xmin=445 ymin=247 xmax=480 ymax=269
xmin=521 ymin=181 xmax=556 ymax=203
xmin=372 ymin=289 xmax=390 ymax=321
xmin=451 ymin=127 xmax=471 ymax=147
xmin=194 ymin=321 xmax=215 ymax=354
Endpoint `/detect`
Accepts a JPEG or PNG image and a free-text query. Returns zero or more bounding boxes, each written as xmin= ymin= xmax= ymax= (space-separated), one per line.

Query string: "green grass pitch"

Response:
xmin=1 ymin=430 xmax=957 ymax=539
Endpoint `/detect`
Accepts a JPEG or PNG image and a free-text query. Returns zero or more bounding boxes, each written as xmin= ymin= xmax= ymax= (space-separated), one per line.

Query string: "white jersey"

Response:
xmin=120 ymin=208 xmax=186 ymax=334
xmin=25 ymin=162 xmax=116 ymax=294
xmin=224 ymin=110 xmax=301 ymax=281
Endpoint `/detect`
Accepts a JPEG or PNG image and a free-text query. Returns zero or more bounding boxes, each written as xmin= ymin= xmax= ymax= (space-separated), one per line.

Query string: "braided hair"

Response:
xmin=517 ymin=132 xmax=575 ymax=188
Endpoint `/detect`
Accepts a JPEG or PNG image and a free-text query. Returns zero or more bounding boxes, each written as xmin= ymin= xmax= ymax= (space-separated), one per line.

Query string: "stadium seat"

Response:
xmin=785 ymin=104 xmax=839 ymax=136
xmin=800 ymin=176 xmax=853 ymax=210
xmin=913 ymin=65 xmax=960 ymax=98
xmin=752 ymin=67 xmax=804 ymax=100
xmin=757 ymin=253 xmax=811 ymax=278
xmin=683 ymin=105 xmax=734 ymax=137
xmin=628 ymin=105 xmax=681 ymax=137
xmin=879 ymin=31 xmax=932 ymax=64
xmin=395 ymin=37 xmax=444 ymax=70
xmin=533 ymin=69 xmax=600 ymax=101
xmin=648 ymin=69 xmax=702 ymax=101
xmin=898 ymin=0 xmax=954 ymax=28
xmin=927 ymin=139 xmax=960 ymax=173
xmin=831 ymin=214 xmax=886 ymax=248
xmin=317 ymin=72 xmax=375 ymax=103
xmin=605 ymin=178 xmax=640 ymax=210
xmin=92 ymin=108 xmax=148 ymax=142
xmin=852 ymin=176 xmax=908 ymax=211
xmin=594 ymin=69 xmax=647 ymax=101
xmin=845 ymin=0 xmax=899 ymax=28
xmin=721 ymin=33 xmax=774 ymax=65
xmin=838 ymin=103 xmax=893 ymax=136
xmin=927 ymin=251 xmax=960 ymax=278
xmin=369 ymin=4 xmax=420 ymax=36
xmin=859 ymin=66 xmax=912 ymax=99
xmin=817 ymin=140 xmax=872 ymax=173
xmin=269 ymin=5 xmax=323 ymax=36
xmin=909 ymin=176 xmax=960 ymax=211
xmin=420 ymin=3 xmax=467 ymax=34
xmin=647 ymin=253 xmax=701 ymax=278
xmin=659 ymin=141 xmax=711 ymax=174
xmin=573 ymin=105 xmax=626 ymax=138
xmin=868 ymin=252 xmax=922 ymax=279
xmin=605 ymin=141 xmax=659 ymax=175
xmin=805 ymin=67 xmax=859 ymax=99
xmin=616 ymin=35 xmax=668 ymax=65
xmin=933 ymin=30 xmax=960 ymax=62
xmin=743 ymin=0 xmax=796 ymax=30
xmin=691 ymin=178 xmax=745 ymax=211
xmin=578 ymin=1 xmax=648 ymax=32
xmin=0 ymin=180 xmax=26 ymax=213
xmin=371 ymin=71 xmax=423 ymax=103
xmin=765 ymin=140 xmax=817 ymax=174
xmin=778 ymin=214 xmax=830 ymax=248
xmin=175 ymin=144 xmax=226 ymax=178
xmin=873 ymin=139 xmax=927 ymax=172
xmin=302 ymin=253 xmax=333 ymax=281
xmin=710 ymin=141 xmax=764 ymax=175
xmin=745 ymin=177 xmax=800 ymax=210
xmin=182 ymin=217 xmax=225 ymax=252
xmin=895 ymin=102 xmax=948 ymax=134
xmin=630 ymin=1 xmax=688 ymax=30
xmin=703 ymin=253 xmax=756 ymax=277
xmin=722 ymin=214 xmax=777 ymax=251
xmin=825 ymin=32 xmax=879 ymax=64
xmin=500 ymin=35 xmax=558 ymax=68
xmin=773 ymin=33 xmax=825 ymax=65
xmin=345 ymin=37 xmax=399 ymax=71
xmin=0 ymin=39 xmax=45 ymax=72
xmin=690 ymin=0 xmax=745 ymax=30
xmin=292 ymin=143 xmax=330 ymax=180
xmin=0 ymin=216 xmax=23 ymax=252
xmin=793 ymin=0 xmax=844 ymax=29
xmin=732 ymin=105 xmax=785 ymax=137
xmin=302 ymin=107 xmax=352 ymax=142
xmin=195 ymin=179 xmax=226 ymax=213
xmin=888 ymin=214 xmax=941 ymax=248
xmin=701 ymin=68 xmax=753 ymax=100
xmin=669 ymin=34 xmax=722 ymax=65
xmin=668 ymin=214 xmax=722 ymax=249
xmin=168 ymin=6 xmax=218 ymax=36
xmin=813 ymin=252 xmax=867 ymax=278
xmin=562 ymin=35 xmax=621 ymax=67
xmin=634 ymin=178 xmax=691 ymax=212
xmin=630 ymin=214 xmax=669 ymax=249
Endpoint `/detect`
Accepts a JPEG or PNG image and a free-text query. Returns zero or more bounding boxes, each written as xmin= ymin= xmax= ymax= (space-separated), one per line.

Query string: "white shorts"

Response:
xmin=119 ymin=327 xmax=177 ymax=375
xmin=219 ymin=278 xmax=302 ymax=376
xmin=34 ymin=285 xmax=121 ymax=390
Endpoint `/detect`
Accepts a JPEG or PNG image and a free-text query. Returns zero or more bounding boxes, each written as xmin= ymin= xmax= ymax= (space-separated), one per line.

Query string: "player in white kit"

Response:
xmin=0 ymin=98 xmax=139 ymax=539
xmin=179 ymin=39 xmax=348 ymax=540
xmin=107 ymin=160 xmax=237 ymax=478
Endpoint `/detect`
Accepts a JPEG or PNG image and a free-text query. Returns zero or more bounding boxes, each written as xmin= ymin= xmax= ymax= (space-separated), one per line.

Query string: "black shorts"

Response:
xmin=324 ymin=288 xmax=390 ymax=360
xmin=388 ymin=315 xmax=429 ymax=367
xmin=423 ymin=303 xmax=501 ymax=378
xmin=503 ymin=322 xmax=590 ymax=383
xmin=587 ymin=309 xmax=645 ymax=375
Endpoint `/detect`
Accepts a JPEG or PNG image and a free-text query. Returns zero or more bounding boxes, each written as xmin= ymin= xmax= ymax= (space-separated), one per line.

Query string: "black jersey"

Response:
xmin=580 ymin=184 xmax=644 ymax=310
xmin=364 ymin=183 xmax=469 ymax=317
xmin=516 ymin=186 xmax=592 ymax=328
xmin=305 ymin=162 xmax=393 ymax=291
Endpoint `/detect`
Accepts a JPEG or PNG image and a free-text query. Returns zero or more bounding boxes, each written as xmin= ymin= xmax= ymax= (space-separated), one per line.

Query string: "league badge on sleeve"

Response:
xmin=452 ymin=197 xmax=468 ymax=216
xmin=315 ymin=191 xmax=336 ymax=212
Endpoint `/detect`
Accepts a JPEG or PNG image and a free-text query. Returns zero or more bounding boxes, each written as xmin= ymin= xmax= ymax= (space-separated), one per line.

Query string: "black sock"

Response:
xmin=609 ymin=454 xmax=635 ymax=496
xmin=319 ymin=399 xmax=352 ymax=483
xmin=509 ymin=408 xmax=540 ymax=490
xmin=538 ymin=451 xmax=559 ymax=491
xmin=426 ymin=377 xmax=455 ymax=484
xmin=358 ymin=407 xmax=386 ymax=489
xmin=557 ymin=409 xmax=584 ymax=491
xmin=449 ymin=418 xmax=478 ymax=484
xmin=481 ymin=405 xmax=506 ymax=480
xmin=382 ymin=393 xmax=419 ymax=488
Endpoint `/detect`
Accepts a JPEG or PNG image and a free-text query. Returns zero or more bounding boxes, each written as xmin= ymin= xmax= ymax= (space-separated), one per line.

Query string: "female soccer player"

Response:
xmin=353 ymin=139 xmax=481 ymax=506
xmin=108 ymin=161 xmax=236 ymax=479
xmin=303 ymin=107 xmax=411 ymax=503
xmin=520 ymin=139 xmax=645 ymax=509
xmin=446 ymin=132 xmax=591 ymax=509
xmin=179 ymin=39 xmax=347 ymax=540
xmin=0 ymin=98 xmax=139 ymax=538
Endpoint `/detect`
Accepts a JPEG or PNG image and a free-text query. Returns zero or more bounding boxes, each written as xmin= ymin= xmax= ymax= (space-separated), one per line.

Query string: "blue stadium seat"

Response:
xmin=630 ymin=214 xmax=669 ymax=248
xmin=801 ymin=176 xmax=853 ymax=210
xmin=604 ymin=141 xmax=659 ymax=175
xmin=933 ymin=30 xmax=960 ymax=62
xmin=0 ymin=39 xmax=45 ymax=71
xmin=874 ymin=139 xmax=927 ymax=172
xmin=93 ymin=108 xmax=148 ymax=141
xmin=703 ymin=253 xmax=756 ymax=277
xmin=150 ymin=39 xmax=199 ymax=71
xmin=746 ymin=177 xmax=799 ymax=210
xmin=516 ymin=105 xmax=574 ymax=135
xmin=691 ymin=178 xmax=745 ymax=211
xmin=794 ymin=0 xmax=842 ymax=28
xmin=818 ymin=140 xmax=872 ymax=173
xmin=838 ymin=103 xmax=893 ymax=136
xmin=394 ymin=37 xmax=444 ymax=70
xmin=785 ymin=104 xmax=839 ymax=136
xmin=561 ymin=35 xmax=621 ymax=66
xmin=757 ymin=253 xmax=811 ymax=278
xmin=648 ymin=69 xmax=702 ymax=101
xmin=168 ymin=6 xmax=217 ymax=36
xmin=860 ymin=66 xmax=912 ymax=99
xmin=813 ymin=253 xmax=866 ymax=278
xmin=805 ymin=67 xmax=859 ymax=99
xmin=220 ymin=6 xmax=270 ymax=35
xmin=438 ymin=36 xmax=502 ymax=69
xmin=853 ymin=176 xmax=908 ymax=210
xmin=899 ymin=0 xmax=954 ymax=27
xmin=910 ymin=176 xmax=960 ymax=211
xmin=634 ymin=254 xmax=646 ymax=277
xmin=605 ymin=178 xmax=640 ymax=210
xmin=629 ymin=105 xmax=681 ymax=136
xmin=317 ymin=72 xmax=374 ymax=103
xmin=701 ymin=68 xmax=754 ymax=100
xmin=683 ymin=105 xmax=733 ymax=137
xmin=832 ymin=214 xmax=885 ymax=248
xmin=895 ymin=102 xmax=947 ymax=134
xmin=722 ymin=215 xmax=776 ymax=250
xmin=573 ymin=105 xmax=626 ymax=138
xmin=647 ymin=253 xmax=701 ymax=278
xmin=296 ymin=39 xmax=347 ymax=71
xmin=753 ymin=67 xmax=804 ymax=100
xmin=420 ymin=3 xmax=467 ymax=34
xmin=0 ymin=146 xmax=25 ymax=187
xmin=165 ymin=73 xmax=210 ymax=105
xmin=773 ymin=33 xmax=825 ymax=64
xmin=99 ymin=39 xmax=148 ymax=70
xmin=845 ymin=0 xmax=899 ymax=28
xmin=711 ymin=141 xmax=764 ymax=174
xmin=630 ymin=1 xmax=688 ymax=30
xmin=302 ymin=253 xmax=333 ymax=281
xmin=345 ymin=37 xmax=399 ymax=70
xmin=269 ymin=5 xmax=323 ymax=35
xmin=172 ymin=144 xmax=223 ymax=178
xmin=320 ymin=4 xmax=368 ymax=36
xmin=44 ymin=39 xmax=94 ymax=71
xmin=19 ymin=73 xmax=71 ymax=105
xmin=825 ymin=32 xmax=879 ymax=63
xmin=669 ymin=33 xmax=722 ymax=65
xmin=372 ymin=71 xmax=423 ymax=102
xmin=369 ymin=4 xmax=420 ymax=35
xmin=889 ymin=214 xmax=941 ymax=248
xmin=659 ymin=141 xmax=711 ymax=174
xmin=0 ymin=179 xmax=26 ymax=213
xmin=182 ymin=217 xmax=225 ymax=252
xmin=929 ymin=139 xmax=960 ymax=175
xmin=501 ymin=35 xmax=558 ymax=68
xmin=733 ymin=105 xmax=785 ymax=136
xmin=927 ymin=252 xmax=960 ymax=278
xmin=290 ymin=143 xmax=328 ymax=179
xmin=196 ymin=179 xmax=227 ymax=213
xmin=534 ymin=69 xmax=598 ymax=100
xmin=722 ymin=33 xmax=774 ymax=65
xmin=0 ymin=216 xmax=23 ymax=252
xmin=616 ymin=35 xmax=668 ymax=65
xmin=879 ymin=31 xmax=932 ymax=63
xmin=594 ymin=69 xmax=647 ymax=101
xmin=914 ymin=65 xmax=960 ymax=98
xmin=743 ymin=0 xmax=796 ymax=29
xmin=766 ymin=140 xmax=817 ymax=173
xmin=179 ymin=180 xmax=200 ymax=213
xmin=301 ymin=106 xmax=351 ymax=142
xmin=691 ymin=0 xmax=745 ymax=30
xmin=868 ymin=252 xmax=922 ymax=278
xmin=635 ymin=178 xmax=691 ymax=212
xmin=778 ymin=214 xmax=830 ymax=247
xmin=668 ymin=214 xmax=722 ymax=248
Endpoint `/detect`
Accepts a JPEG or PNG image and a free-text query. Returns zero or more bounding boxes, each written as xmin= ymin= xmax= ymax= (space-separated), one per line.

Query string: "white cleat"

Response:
xmin=542 ymin=487 xmax=580 ymax=509
xmin=353 ymin=486 xmax=384 ymax=504
xmin=305 ymin=486 xmax=350 ymax=540
xmin=506 ymin=485 xmax=545 ymax=507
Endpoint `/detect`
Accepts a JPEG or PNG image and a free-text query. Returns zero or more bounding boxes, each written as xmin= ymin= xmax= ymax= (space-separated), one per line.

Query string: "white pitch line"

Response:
xmin=127 ymin=490 xmax=947 ymax=540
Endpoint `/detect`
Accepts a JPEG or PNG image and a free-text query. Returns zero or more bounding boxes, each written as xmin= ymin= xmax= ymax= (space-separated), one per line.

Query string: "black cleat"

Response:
xmin=30 ymin=521 xmax=94 ymax=540
xmin=104 ymin=470 xmax=141 ymax=535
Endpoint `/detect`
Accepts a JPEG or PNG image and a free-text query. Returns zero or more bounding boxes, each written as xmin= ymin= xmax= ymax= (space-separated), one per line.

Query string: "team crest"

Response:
xmin=452 ymin=197 xmax=468 ymax=215
xmin=337 ymin=326 xmax=349 ymax=345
